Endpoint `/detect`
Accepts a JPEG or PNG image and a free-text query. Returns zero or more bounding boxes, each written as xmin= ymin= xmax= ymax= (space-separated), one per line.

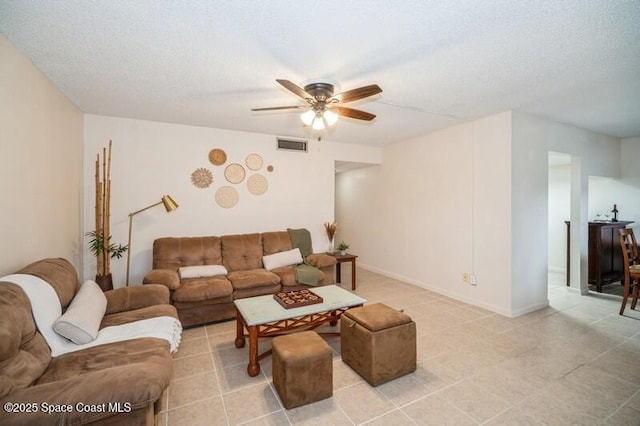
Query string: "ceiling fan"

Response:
xmin=251 ymin=79 xmax=382 ymax=130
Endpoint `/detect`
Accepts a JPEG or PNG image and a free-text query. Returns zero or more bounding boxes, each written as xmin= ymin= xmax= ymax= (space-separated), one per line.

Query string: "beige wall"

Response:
xmin=0 ymin=35 xmax=83 ymax=276
xmin=336 ymin=112 xmax=513 ymax=315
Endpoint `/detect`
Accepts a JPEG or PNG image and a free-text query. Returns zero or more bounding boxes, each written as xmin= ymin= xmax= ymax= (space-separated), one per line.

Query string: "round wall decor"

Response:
xmin=247 ymin=174 xmax=268 ymax=195
xmin=267 ymin=165 xmax=274 ymax=172
xmin=190 ymin=167 xmax=213 ymax=189
xmin=209 ymin=148 xmax=227 ymax=166
xmin=246 ymin=153 xmax=263 ymax=171
xmin=224 ymin=163 xmax=246 ymax=184
xmin=215 ymin=186 xmax=239 ymax=208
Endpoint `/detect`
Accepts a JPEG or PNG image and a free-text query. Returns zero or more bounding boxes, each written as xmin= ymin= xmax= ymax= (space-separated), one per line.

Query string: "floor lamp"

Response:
xmin=126 ymin=195 xmax=179 ymax=285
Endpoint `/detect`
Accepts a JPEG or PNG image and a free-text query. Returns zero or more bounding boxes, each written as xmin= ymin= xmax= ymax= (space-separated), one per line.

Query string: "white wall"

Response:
xmin=619 ymin=136 xmax=640 ymax=235
xmin=338 ymin=110 xmax=623 ymax=316
xmin=548 ymin=164 xmax=571 ymax=272
xmin=0 ymin=35 xmax=83 ymax=276
xmin=336 ymin=112 xmax=513 ymax=315
xmin=84 ymin=115 xmax=380 ymax=286
xmin=511 ymin=111 xmax=620 ymax=302
xmin=588 ymin=176 xmax=640 ymax=225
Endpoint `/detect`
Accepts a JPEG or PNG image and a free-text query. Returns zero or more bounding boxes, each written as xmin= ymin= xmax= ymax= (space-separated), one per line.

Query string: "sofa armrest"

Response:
xmin=104 ymin=285 xmax=170 ymax=315
xmin=306 ymin=253 xmax=337 ymax=269
xmin=143 ymin=269 xmax=180 ymax=290
xmin=0 ymin=362 xmax=168 ymax=425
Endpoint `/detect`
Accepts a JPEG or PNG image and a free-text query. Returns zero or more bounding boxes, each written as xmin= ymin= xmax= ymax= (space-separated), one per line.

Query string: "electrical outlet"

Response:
xmin=470 ymin=275 xmax=477 ymax=286
xmin=463 ymin=273 xmax=469 ymax=283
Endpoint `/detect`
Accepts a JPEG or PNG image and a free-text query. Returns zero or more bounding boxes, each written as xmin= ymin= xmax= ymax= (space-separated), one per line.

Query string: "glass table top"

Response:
xmin=234 ymin=285 xmax=366 ymax=326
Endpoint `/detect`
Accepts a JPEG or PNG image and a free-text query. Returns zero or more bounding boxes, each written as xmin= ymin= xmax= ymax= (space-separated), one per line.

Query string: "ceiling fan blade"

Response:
xmin=332 ymin=84 xmax=382 ymax=103
xmin=334 ymin=106 xmax=376 ymax=121
xmin=276 ymin=79 xmax=312 ymax=100
xmin=251 ymin=105 xmax=306 ymax=111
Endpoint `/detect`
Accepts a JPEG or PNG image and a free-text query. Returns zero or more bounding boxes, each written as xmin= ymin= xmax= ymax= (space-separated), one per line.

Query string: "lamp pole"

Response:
xmin=125 ymin=195 xmax=178 ymax=285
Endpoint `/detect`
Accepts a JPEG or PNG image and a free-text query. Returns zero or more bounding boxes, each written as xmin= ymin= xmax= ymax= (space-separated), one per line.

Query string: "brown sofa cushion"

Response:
xmin=36 ymin=338 xmax=171 ymax=384
xmin=172 ymin=298 xmax=233 ymax=310
xmin=227 ymin=269 xmax=280 ymax=291
xmin=153 ymin=237 xmax=223 ymax=270
xmin=0 ymin=283 xmax=51 ymax=399
xmin=306 ymin=253 xmax=337 ymax=269
xmin=271 ymin=265 xmax=297 ymax=287
xmin=172 ymin=277 xmax=233 ymax=303
xmin=262 ymin=231 xmax=293 ymax=255
xmin=104 ymin=284 xmax=171 ymax=315
xmin=222 ymin=233 xmax=264 ymax=272
xmin=101 ymin=304 xmax=179 ymax=328
xmin=143 ymin=269 xmax=181 ymax=290
xmin=18 ymin=258 xmax=80 ymax=310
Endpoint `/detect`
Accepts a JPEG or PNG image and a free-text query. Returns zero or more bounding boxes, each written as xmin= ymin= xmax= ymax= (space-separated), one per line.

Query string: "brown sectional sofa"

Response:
xmin=143 ymin=230 xmax=337 ymax=327
xmin=0 ymin=258 xmax=177 ymax=426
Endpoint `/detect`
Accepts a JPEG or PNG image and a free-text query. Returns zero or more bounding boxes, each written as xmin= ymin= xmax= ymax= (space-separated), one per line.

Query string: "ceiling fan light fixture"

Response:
xmin=312 ymin=116 xmax=325 ymax=130
xmin=300 ymin=109 xmax=315 ymax=126
xmin=323 ymin=109 xmax=338 ymax=126
xmin=260 ymin=79 xmax=382 ymax=131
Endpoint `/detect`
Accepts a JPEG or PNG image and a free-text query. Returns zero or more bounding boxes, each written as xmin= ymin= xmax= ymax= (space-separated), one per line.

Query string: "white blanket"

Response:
xmin=2 ymin=273 xmax=182 ymax=356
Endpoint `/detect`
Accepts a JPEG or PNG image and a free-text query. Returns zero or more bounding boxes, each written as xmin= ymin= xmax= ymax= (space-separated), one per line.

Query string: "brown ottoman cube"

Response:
xmin=341 ymin=303 xmax=416 ymax=386
xmin=272 ymin=331 xmax=333 ymax=409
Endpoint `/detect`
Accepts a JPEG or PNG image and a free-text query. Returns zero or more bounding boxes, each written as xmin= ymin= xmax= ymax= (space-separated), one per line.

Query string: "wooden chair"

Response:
xmin=618 ymin=228 xmax=640 ymax=315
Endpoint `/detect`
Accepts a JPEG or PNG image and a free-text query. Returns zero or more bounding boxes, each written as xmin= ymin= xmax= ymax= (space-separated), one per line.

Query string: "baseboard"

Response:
xmin=509 ymin=300 xmax=550 ymax=317
xmin=358 ymin=262 xmax=522 ymax=317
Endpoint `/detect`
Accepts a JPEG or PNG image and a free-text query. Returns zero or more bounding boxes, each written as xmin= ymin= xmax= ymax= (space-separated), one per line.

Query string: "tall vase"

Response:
xmin=327 ymin=240 xmax=335 ymax=254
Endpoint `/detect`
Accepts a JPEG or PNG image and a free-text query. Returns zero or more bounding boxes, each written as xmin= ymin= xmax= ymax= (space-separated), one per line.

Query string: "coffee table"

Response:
xmin=234 ymin=285 xmax=366 ymax=376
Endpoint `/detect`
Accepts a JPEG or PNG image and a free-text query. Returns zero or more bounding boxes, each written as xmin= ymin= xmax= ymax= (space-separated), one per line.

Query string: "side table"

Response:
xmin=330 ymin=252 xmax=358 ymax=290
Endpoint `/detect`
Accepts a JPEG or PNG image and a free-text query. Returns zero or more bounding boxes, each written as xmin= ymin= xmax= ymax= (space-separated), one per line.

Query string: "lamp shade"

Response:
xmin=323 ymin=109 xmax=338 ymax=126
xmin=300 ymin=109 xmax=315 ymax=126
xmin=161 ymin=195 xmax=179 ymax=212
xmin=312 ymin=116 xmax=325 ymax=130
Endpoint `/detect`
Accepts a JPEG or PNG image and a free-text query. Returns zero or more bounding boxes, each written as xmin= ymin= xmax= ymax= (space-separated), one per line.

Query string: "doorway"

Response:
xmin=548 ymin=152 xmax=572 ymax=297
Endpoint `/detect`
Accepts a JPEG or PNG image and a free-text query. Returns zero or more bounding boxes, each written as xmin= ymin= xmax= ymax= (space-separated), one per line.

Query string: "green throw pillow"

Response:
xmin=287 ymin=228 xmax=313 ymax=258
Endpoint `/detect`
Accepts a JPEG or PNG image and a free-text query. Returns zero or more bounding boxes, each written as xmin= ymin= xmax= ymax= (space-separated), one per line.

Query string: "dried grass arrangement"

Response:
xmin=324 ymin=221 xmax=338 ymax=243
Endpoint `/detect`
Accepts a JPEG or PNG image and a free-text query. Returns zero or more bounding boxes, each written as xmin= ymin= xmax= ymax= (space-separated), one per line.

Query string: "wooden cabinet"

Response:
xmin=565 ymin=221 xmax=633 ymax=292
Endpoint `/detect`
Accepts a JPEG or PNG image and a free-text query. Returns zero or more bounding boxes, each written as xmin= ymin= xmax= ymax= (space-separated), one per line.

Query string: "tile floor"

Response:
xmin=157 ymin=269 xmax=640 ymax=425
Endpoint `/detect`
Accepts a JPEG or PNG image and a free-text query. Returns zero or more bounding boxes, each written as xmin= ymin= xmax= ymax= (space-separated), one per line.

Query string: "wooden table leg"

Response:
xmin=336 ymin=262 xmax=342 ymax=284
xmin=247 ymin=326 xmax=260 ymax=377
xmin=234 ymin=311 xmax=246 ymax=348
xmin=351 ymin=258 xmax=356 ymax=290
xmin=329 ymin=310 xmax=338 ymax=326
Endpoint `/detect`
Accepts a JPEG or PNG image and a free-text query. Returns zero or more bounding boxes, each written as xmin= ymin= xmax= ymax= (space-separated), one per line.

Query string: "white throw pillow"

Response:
xmin=262 ymin=248 xmax=303 ymax=271
xmin=53 ymin=280 xmax=107 ymax=345
xmin=178 ymin=264 xmax=228 ymax=279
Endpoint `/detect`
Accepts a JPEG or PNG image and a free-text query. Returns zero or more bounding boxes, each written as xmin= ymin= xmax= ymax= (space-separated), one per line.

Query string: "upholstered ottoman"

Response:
xmin=272 ymin=331 xmax=333 ymax=409
xmin=341 ymin=303 xmax=416 ymax=386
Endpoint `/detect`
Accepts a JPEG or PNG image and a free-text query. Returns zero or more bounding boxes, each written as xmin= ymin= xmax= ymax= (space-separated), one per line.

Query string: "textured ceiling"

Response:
xmin=1 ymin=0 xmax=639 ymax=146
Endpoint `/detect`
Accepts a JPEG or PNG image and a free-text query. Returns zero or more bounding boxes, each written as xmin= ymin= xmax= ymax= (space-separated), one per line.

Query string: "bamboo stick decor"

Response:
xmin=95 ymin=141 xmax=112 ymax=277
xmin=91 ymin=140 xmax=127 ymax=281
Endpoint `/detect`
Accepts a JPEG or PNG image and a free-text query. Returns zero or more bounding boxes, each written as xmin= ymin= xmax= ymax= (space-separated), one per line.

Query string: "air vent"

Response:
xmin=277 ymin=137 xmax=308 ymax=152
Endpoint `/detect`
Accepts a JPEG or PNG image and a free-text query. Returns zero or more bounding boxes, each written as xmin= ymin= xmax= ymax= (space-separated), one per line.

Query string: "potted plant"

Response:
xmin=337 ymin=241 xmax=350 ymax=256
xmin=86 ymin=231 xmax=127 ymax=289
